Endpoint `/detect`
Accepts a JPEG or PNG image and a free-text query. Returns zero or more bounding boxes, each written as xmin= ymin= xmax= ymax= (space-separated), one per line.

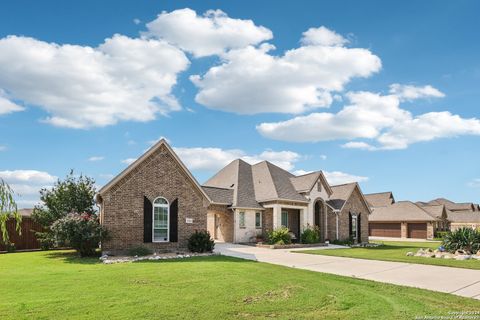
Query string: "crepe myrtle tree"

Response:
xmin=0 ymin=179 xmax=21 ymax=250
xmin=32 ymin=170 xmax=97 ymax=249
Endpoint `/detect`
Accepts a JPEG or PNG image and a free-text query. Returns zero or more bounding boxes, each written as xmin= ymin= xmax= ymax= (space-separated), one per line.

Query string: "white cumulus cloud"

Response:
xmin=323 ymin=171 xmax=369 ymax=185
xmin=0 ymin=34 xmax=189 ymax=128
xmin=301 ymin=26 xmax=349 ymax=47
xmin=0 ymin=90 xmax=24 ymax=115
xmin=389 ymin=83 xmax=445 ymax=101
xmin=173 ymin=147 xmax=301 ymax=172
xmin=0 ymin=170 xmax=58 ymax=208
xmin=258 ymin=90 xmax=480 ymax=150
xmin=145 ymin=8 xmax=273 ymax=57
xmin=191 ymin=27 xmax=381 ymax=114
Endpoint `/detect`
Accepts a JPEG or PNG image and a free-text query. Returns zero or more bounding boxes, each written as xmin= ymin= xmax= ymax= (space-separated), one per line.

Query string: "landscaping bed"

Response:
xmin=256 ymin=242 xmax=327 ymax=249
xmin=295 ymin=241 xmax=480 ymax=270
xmin=1 ymin=250 xmax=479 ymax=319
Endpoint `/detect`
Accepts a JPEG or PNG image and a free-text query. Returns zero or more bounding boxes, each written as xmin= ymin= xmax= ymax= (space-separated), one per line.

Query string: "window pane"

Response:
xmin=239 ymin=212 xmax=245 ymax=227
xmin=281 ymin=211 xmax=288 ymax=228
xmin=154 ymin=197 xmax=168 ymax=205
xmin=154 ymin=228 xmax=168 ymax=241
xmin=351 ymin=217 xmax=357 ymax=239
xmin=255 ymin=212 xmax=261 ymax=228
xmin=154 ymin=207 xmax=168 ymax=228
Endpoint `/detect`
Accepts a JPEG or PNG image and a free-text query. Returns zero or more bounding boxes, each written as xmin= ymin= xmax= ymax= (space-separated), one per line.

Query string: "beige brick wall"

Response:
xmin=207 ymin=205 xmax=233 ymax=242
xmin=101 ymin=144 xmax=208 ymax=254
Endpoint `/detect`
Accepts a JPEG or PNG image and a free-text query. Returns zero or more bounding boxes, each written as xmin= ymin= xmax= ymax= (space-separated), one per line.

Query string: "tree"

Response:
xmin=32 ymin=170 xmax=97 ymax=249
xmin=0 ymin=179 xmax=21 ymax=247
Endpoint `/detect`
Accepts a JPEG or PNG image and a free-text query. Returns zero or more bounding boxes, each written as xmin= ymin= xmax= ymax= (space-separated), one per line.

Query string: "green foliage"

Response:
xmin=32 ymin=170 xmax=97 ymax=249
xmin=51 ymin=213 xmax=109 ymax=257
xmin=442 ymin=227 xmax=480 ymax=253
xmin=300 ymin=225 xmax=320 ymax=244
xmin=5 ymin=242 xmax=16 ymax=253
xmin=0 ymin=179 xmax=21 ymax=246
xmin=434 ymin=231 xmax=448 ymax=240
xmin=127 ymin=246 xmax=153 ymax=257
xmin=187 ymin=230 xmax=214 ymax=253
xmin=267 ymin=227 xmax=292 ymax=245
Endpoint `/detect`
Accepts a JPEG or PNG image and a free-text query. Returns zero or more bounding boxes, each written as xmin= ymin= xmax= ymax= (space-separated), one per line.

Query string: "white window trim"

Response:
xmin=255 ymin=212 xmax=262 ymax=229
xmin=153 ymin=197 xmax=169 ymax=243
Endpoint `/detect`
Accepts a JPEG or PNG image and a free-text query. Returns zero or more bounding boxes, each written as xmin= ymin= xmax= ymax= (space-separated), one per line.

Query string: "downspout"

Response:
xmin=335 ymin=210 xmax=340 ymax=240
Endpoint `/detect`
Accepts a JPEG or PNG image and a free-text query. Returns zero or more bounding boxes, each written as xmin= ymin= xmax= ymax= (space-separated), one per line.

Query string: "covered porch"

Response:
xmin=263 ymin=202 xmax=309 ymax=242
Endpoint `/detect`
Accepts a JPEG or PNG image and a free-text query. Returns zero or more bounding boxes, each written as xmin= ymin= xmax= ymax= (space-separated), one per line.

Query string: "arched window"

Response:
xmin=153 ymin=197 xmax=169 ymax=242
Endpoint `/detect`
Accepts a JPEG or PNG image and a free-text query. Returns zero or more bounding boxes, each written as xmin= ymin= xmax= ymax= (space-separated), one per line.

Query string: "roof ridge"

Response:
xmin=293 ymin=171 xmax=320 ymax=178
xmin=365 ymin=191 xmax=392 ymax=195
xmin=331 ymin=182 xmax=357 ymax=187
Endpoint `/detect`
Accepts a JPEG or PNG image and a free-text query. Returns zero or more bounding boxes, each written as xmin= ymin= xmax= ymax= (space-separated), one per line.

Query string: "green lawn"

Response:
xmin=1 ymin=250 xmax=479 ymax=319
xmin=296 ymin=241 xmax=480 ymax=270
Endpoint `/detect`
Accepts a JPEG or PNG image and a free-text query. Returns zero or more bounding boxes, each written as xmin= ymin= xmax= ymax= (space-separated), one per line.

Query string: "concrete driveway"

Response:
xmin=214 ymin=243 xmax=480 ymax=300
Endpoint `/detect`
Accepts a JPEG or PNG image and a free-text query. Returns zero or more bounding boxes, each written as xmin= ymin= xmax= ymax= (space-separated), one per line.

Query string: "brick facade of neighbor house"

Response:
xmin=326 ymin=186 xmax=370 ymax=242
xmin=99 ymin=143 xmax=209 ymax=254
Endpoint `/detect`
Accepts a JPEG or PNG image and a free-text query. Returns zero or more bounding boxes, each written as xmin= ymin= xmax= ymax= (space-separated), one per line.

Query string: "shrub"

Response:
xmin=442 ymin=227 xmax=480 ymax=253
xmin=51 ymin=213 xmax=109 ymax=257
xmin=435 ymin=231 xmax=448 ymax=240
xmin=127 ymin=246 xmax=153 ymax=257
xmin=187 ymin=230 xmax=214 ymax=253
xmin=267 ymin=227 xmax=292 ymax=245
xmin=5 ymin=242 xmax=16 ymax=253
xmin=300 ymin=225 xmax=320 ymax=244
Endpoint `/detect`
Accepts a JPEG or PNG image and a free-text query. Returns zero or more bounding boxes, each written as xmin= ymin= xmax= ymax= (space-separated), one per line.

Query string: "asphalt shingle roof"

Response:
xmin=203 ymin=159 xmax=308 ymax=208
xmin=369 ymin=201 xmax=436 ymax=222
xmin=202 ymin=186 xmax=233 ymax=205
xmin=365 ymin=192 xmax=395 ymax=207
xmin=327 ymin=183 xmax=357 ymax=211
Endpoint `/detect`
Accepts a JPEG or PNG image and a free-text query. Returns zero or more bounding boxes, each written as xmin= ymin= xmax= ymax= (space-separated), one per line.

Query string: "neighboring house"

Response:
xmin=0 ymin=209 xmax=43 ymax=251
xmin=97 ymin=139 xmax=371 ymax=254
xmin=418 ymin=204 xmax=450 ymax=232
xmin=367 ymin=201 xmax=436 ymax=239
xmin=424 ymin=198 xmax=478 ymax=212
xmin=203 ymin=160 xmax=370 ymax=244
xmin=448 ymin=211 xmax=480 ymax=231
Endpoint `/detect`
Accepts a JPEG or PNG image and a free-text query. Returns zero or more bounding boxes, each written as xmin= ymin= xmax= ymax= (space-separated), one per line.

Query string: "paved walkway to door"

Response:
xmin=214 ymin=243 xmax=480 ymax=300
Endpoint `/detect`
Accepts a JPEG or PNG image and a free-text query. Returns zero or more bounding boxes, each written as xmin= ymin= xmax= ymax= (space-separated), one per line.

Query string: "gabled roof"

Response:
xmin=419 ymin=204 xmax=447 ymax=219
xmin=365 ymin=192 xmax=395 ymax=208
xmin=369 ymin=201 xmax=436 ymax=222
xmin=203 ymin=159 xmax=264 ymax=209
xmin=203 ymin=159 xmax=309 ymax=208
xmin=289 ymin=171 xmax=333 ymax=195
xmin=202 ymin=186 xmax=233 ymax=205
xmin=448 ymin=211 xmax=480 ymax=223
xmin=327 ymin=182 xmax=372 ymax=214
xmin=97 ymin=139 xmax=211 ymax=203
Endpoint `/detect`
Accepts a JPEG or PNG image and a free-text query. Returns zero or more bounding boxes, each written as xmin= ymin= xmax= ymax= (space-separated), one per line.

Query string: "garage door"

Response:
xmin=408 ymin=223 xmax=427 ymax=239
xmin=369 ymin=223 xmax=401 ymax=237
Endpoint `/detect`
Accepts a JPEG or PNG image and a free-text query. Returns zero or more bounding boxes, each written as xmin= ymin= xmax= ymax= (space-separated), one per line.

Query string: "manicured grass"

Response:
xmin=1 ymin=250 xmax=479 ymax=319
xmin=297 ymin=241 xmax=480 ymax=270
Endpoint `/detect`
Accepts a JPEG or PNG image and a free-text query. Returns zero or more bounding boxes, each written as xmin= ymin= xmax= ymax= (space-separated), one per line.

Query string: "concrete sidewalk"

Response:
xmin=214 ymin=243 xmax=480 ymax=300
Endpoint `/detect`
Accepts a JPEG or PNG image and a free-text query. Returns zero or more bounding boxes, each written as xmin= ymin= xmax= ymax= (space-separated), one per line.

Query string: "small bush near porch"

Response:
xmin=1 ymin=250 xmax=479 ymax=319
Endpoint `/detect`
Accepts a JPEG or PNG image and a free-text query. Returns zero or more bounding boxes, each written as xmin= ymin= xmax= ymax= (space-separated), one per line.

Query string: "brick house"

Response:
xmin=203 ymin=159 xmax=371 ymax=244
xmin=97 ymin=139 xmax=371 ymax=254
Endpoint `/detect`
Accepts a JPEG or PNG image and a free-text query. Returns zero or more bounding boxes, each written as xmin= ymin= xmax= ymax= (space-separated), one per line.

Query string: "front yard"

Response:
xmin=296 ymin=241 xmax=480 ymax=270
xmin=1 ymin=250 xmax=479 ymax=319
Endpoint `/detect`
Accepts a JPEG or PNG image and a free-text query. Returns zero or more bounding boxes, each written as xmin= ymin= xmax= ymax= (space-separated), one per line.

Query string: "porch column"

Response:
xmin=299 ymin=208 xmax=308 ymax=232
xmin=272 ymin=204 xmax=282 ymax=230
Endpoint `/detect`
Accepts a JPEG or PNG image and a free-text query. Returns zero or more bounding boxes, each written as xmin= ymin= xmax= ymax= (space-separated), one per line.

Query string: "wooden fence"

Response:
xmin=0 ymin=217 xmax=43 ymax=251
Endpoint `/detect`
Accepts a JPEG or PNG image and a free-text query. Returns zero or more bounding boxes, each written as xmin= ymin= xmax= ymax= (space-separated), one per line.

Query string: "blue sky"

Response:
xmin=0 ymin=0 xmax=479 ymax=208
